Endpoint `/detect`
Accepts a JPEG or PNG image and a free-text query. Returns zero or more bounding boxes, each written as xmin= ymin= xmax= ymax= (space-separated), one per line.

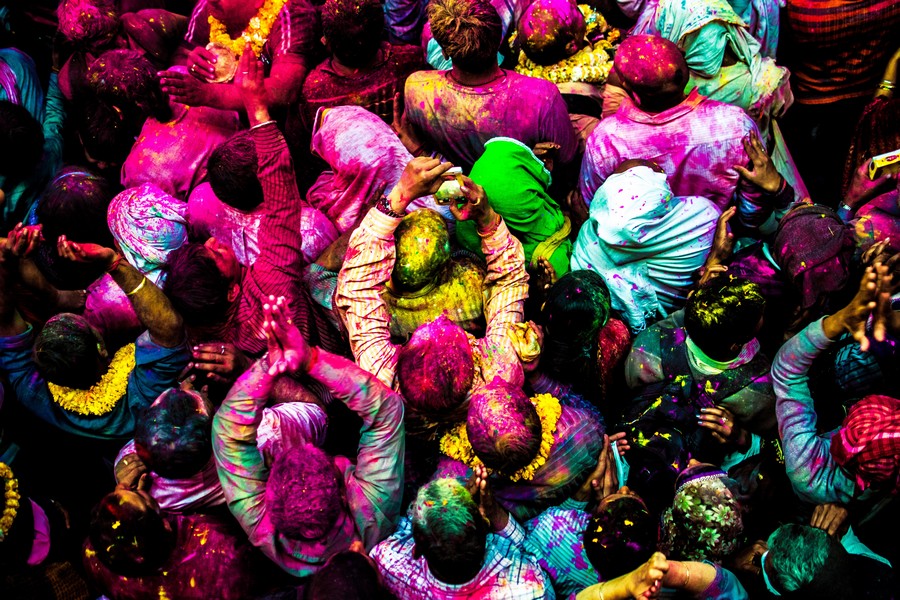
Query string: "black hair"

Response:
xmin=0 ymin=100 xmax=44 ymax=179
xmin=322 ymin=0 xmax=385 ymax=69
xmin=684 ymin=276 xmax=765 ymax=360
xmin=583 ymin=496 xmax=656 ymax=580
xmin=135 ymin=389 xmax=213 ymax=479
xmin=162 ymin=242 xmax=233 ymax=328
xmin=33 ymin=314 xmax=103 ymax=390
xmin=207 ymin=132 xmax=264 ymax=211
xmin=306 ymin=551 xmax=389 ymax=600
xmin=36 ymin=168 xmax=115 ymax=246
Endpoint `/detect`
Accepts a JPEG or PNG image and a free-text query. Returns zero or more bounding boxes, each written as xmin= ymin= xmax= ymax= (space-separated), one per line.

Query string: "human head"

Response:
xmin=33 ymin=313 xmax=106 ymax=390
xmin=774 ymin=204 xmax=855 ymax=311
xmin=76 ymin=99 xmax=133 ymax=169
xmin=685 ymin=276 xmax=765 ymax=361
xmin=765 ymin=524 xmax=852 ymax=597
xmin=266 ymin=444 xmax=342 ymax=541
xmin=583 ymin=493 xmax=656 ymax=580
xmin=539 ymin=270 xmax=611 ymax=393
xmin=427 ymin=0 xmax=503 ymax=73
xmin=135 ymin=389 xmax=213 ymax=480
xmin=518 ymin=0 xmax=586 ymax=65
xmin=613 ymin=35 xmax=688 ymax=112
xmin=57 ymin=0 xmax=119 ymax=48
xmin=306 ymin=548 xmax=388 ymax=600
xmin=830 ymin=394 xmax=900 ymax=493
xmin=659 ymin=464 xmax=743 ymax=563
xmin=842 ymin=98 xmax=900 ymax=198
xmin=108 ymin=183 xmax=189 ymax=285
xmin=0 ymin=101 xmax=44 ymax=180
xmin=411 ymin=478 xmax=488 ymax=584
xmin=207 ymin=131 xmax=264 ymax=211
xmin=392 ymin=209 xmax=451 ymax=292
xmin=89 ymin=489 xmax=174 ymax=576
xmin=466 ymin=378 xmax=541 ymax=477
xmin=396 ymin=314 xmax=474 ymax=419
xmin=163 ymin=239 xmax=241 ymax=328
xmin=87 ymin=49 xmax=171 ymax=123
xmin=321 ymin=0 xmax=385 ymax=69
xmin=37 ymin=168 xmax=114 ymax=246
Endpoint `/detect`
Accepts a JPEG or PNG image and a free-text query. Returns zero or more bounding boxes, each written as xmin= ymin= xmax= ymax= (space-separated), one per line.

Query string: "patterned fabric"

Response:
xmin=213 ymin=350 xmax=405 ymax=577
xmin=831 ymin=395 xmax=900 ymax=493
xmin=336 ymin=208 xmax=528 ymax=391
xmin=783 ymin=0 xmax=900 ymax=104
xmin=579 ymin=89 xmax=763 ymax=212
xmin=404 ymin=69 xmax=577 ymax=171
xmin=187 ymin=181 xmax=338 ymax=267
xmin=523 ymin=499 xmax=598 ymax=598
xmin=371 ymin=515 xmax=555 ymax=599
xmin=572 ymin=166 xmax=719 ymax=331
xmin=107 ymin=183 xmax=188 ymax=285
xmin=184 ymin=0 xmax=321 ymax=69
xmin=771 ymin=317 xmax=857 ymax=504
xmin=727 ymin=0 xmax=780 ymax=58
xmin=457 ymin=137 xmax=571 ymax=278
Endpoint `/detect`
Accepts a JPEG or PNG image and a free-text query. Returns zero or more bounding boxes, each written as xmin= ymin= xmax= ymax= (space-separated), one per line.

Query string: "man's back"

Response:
xmin=580 ymin=89 xmax=758 ymax=210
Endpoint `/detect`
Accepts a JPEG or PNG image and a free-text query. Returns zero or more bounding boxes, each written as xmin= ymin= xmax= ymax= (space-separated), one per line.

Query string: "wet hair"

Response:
xmin=766 ymin=524 xmax=853 ymax=597
xmin=396 ymin=315 xmax=475 ymax=418
xmin=411 ymin=478 xmax=488 ymax=584
xmin=162 ymin=242 xmax=233 ymax=328
xmin=428 ymin=0 xmax=502 ymax=73
xmin=33 ymin=314 xmax=103 ymax=389
xmin=207 ymin=132 xmax=264 ymax=211
xmin=36 ymin=168 xmax=114 ymax=246
xmin=306 ymin=551 xmax=388 ymax=600
xmin=88 ymin=49 xmax=171 ymax=124
xmin=135 ymin=389 xmax=213 ymax=480
xmin=322 ymin=0 xmax=385 ymax=69
xmin=266 ymin=444 xmax=342 ymax=541
xmin=583 ymin=496 xmax=656 ymax=580
xmin=466 ymin=378 xmax=541 ymax=476
xmin=89 ymin=491 xmax=174 ymax=577
xmin=0 ymin=101 xmax=44 ymax=179
xmin=684 ymin=276 xmax=765 ymax=360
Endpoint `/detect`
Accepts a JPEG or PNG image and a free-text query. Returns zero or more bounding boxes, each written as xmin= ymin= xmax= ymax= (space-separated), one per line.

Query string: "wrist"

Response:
xmin=491 ymin=509 xmax=509 ymax=532
xmin=106 ymin=252 xmax=124 ymax=272
xmin=476 ymin=211 xmax=501 ymax=235
xmin=822 ymin=311 xmax=849 ymax=340
xmin=246 ymin=101 xmax=270 ymax=126
xmin=386 ymin=187 xmax=409 ymax=214
xmin=763 ymin=175 xmax=785 ymax=195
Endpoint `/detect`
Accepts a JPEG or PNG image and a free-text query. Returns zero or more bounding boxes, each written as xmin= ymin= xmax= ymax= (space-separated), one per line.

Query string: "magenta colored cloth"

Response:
xmin=121 ymin=89 xmax=240 ymax=200
xmin=82 ymin=274 xmax=142 ymax=350
xmin=580 ymin=89 xmax=760 ymax=210
xmin=308 ymin=105 xmax=450 ymax=233
xmin=855 ymin=190 xmax=900 ymax=253
xmin=404 ymin=70 xmax=577 ymax=171
xmin=187 ymin=182 xmax=338 ymax=267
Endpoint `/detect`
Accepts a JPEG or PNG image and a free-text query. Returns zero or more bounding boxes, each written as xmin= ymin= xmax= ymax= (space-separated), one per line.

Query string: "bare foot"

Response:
xmin=55 ymin=289 xmax=87 ymax=312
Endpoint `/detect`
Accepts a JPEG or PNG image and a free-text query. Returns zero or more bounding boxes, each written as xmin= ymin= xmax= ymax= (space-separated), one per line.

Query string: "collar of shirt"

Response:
xmin=618 ymin=88 xmax=706 ymax=125
xmin=421 ymin=534 xmax=514 ymax=593
xmin=685 ymin=334 xmax=759 ymax=376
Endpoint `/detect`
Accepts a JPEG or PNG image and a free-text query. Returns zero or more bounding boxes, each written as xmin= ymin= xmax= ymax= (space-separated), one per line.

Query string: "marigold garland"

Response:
xmin=47 ymin=344 xmax=135 ymax=416
xmin=0 ymin=463 xmax=21 ymax=542
xmin=208 ymin=0 xmax=288 ymax=57
xmin=439 ymin=393 xmax=562 ymax=482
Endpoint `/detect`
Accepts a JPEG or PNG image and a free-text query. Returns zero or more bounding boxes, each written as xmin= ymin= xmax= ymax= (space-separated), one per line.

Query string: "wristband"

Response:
xmin=106 ymin=254 xmax=124 ymax=273
xmin=477 ymin=214 xmax=502 ymax=237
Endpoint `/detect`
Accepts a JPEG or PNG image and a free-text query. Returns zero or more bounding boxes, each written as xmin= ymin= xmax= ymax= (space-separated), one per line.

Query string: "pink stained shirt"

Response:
xmin=579 ymin=89 xmax=765 ymax=211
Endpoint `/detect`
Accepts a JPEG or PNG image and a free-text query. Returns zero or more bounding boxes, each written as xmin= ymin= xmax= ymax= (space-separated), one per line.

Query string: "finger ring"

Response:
xmin=122 ymin=459 xmax=128 ymax=466
xmin=720 ymin=418 xmax=726 ymax=425
xmin=220 ymin=345 xmax=226 ymax=355
xmin=190 ymin=64 xmax=196 ymax=73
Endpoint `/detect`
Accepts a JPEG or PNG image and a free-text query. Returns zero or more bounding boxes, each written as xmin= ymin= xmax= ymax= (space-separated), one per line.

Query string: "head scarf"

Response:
xmin=308 ymin=106 xmax=451 ymax=233
xmin=831 ymin=395 xmax=900 ymax=494
xmin=773 ymin=204 xmax=855 ymax=310
xmin=571 ymin=166 xmax=719 ymax=331
xmin=612 ymin=34 xmax=687 ymax=92
xmin=458 ymin=137 xmax=571 ymax=277
xmin=660 ymin=464 xmax=744 ymax=562
xmin=107 ymin=183 xmax=188 ymax=285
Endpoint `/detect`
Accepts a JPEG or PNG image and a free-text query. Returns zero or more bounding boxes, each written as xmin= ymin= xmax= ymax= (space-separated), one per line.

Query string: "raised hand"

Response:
xmin=56 ymin=235 xmax=117 ymax=267
xmin=810 ymin=503 xmax=850 ymax=538
xmin=263 ymin=295 xmax=312 ymax=377
xmin=235 ymin=43 xmax=268 ymax=123
xmin=4 ymin=223 xmax=43 ymax=258
xmin=190 ymin=342 xmax=250 ymax=385
xmin=733 ymin=132 xmax=783 ymax=193
xmin=468 ymin=464 xmax=509 ymax=532
xmin=448 ymin=175 xmax=499 ymax=231
xmin=387 ymin=157 xmax=454 ymax=212
xmin=697 ymin=406 xmax=751 ymax=450
xmin=627 ymin=552 xmax=669 ymax=599
xmin=823 ymin=265 xmax=883 ymax=351
xmin=159 ymin=68 xmax=210 ymax=107
xmin=573 ymin=434 xmax=619 ymax=503
xmin=187 ymin=45 xmax=218 ymax=81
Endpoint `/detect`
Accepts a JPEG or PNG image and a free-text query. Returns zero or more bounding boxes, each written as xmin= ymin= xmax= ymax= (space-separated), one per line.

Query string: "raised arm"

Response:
xmin=0 ymin=225 xmax=40 ymax=337
xmin=57 ymin=237 xmax=183 ymax=348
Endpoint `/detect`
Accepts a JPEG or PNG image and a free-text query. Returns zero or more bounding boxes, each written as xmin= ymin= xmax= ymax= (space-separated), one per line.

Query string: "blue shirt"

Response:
xmin=0 ymin=327 xmax=189 ymax=440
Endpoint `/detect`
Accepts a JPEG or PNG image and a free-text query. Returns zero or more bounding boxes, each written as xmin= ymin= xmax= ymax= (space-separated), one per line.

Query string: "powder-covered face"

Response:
xmin=392 ymin=209 xmax=451 ymax=291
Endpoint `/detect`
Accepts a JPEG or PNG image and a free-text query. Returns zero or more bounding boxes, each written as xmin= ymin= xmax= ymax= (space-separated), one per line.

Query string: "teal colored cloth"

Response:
xmin=457 ymin=137 xmax=571 ymax=277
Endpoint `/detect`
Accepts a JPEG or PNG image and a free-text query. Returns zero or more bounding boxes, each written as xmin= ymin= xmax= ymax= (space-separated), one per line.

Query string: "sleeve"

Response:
xmin=334 ymin=207 xmax=401 ymax=387
xmin=212 ymin=359 xmax=277 ymax=556
xmin=310 ymin=349 xmax=405 ymax=549
xmin=736 ymin=178 xmax=796 ymax=232
xmin=695 ymin=564 xmax=749 ymax=600
xmin=0 ymin=326 xmax=60 ymax=429
xmin=495 ymin=513 xmax=527 ymax=545
xmin=538 ymin=83 xmax=578 ymax=166
xmin=480 ymin=218 xmax=529 ymax=354
xmin=623 ymin=328 xmax=665 ymax=389
xmin=267 ymin=0 xmax=320 ymax=68
xmin=370 ymin=517 xmax=417 ymax=593
xmin=126 ymin=331 xmax=191 ymax=415
xmin=40 ymin=73 xmax=65 ymax=178
xmin=183 ymin=0 xmax=211 ymax=48
xmin=579 ymin=131 xmax=607 ymax=205
xmin=771 ymin=318 xmax=857 ymax=504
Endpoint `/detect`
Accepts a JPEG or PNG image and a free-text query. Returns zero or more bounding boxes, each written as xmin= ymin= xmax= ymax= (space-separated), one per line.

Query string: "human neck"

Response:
xmin=449 ymin=64 xmax=503 ymax=87
xmin=331 ymin=50 xmax=380 ymax=76
xmin=221 ymin=0 xmax=265 ymax=35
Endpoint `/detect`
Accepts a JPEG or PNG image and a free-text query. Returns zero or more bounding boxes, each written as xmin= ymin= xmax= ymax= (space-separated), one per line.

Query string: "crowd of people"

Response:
xmin=0 ymin=0 xmax=899 ymax=598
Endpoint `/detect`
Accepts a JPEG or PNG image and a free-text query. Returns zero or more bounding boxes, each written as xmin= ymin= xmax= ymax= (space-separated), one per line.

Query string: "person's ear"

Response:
xmin=227 ymin=282 xmax=241 ymax=303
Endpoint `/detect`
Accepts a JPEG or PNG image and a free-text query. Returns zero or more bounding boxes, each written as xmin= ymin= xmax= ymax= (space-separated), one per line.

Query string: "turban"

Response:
xmin=831 ymin=395 xmax=900 ymax=493
xmin=108 ymin=183 xmax=188 ymax=285
xmin=613 ymin=34 xmax=687 ymax=91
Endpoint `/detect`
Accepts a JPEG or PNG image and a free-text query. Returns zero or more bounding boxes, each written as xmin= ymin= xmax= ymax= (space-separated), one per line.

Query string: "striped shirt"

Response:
xmin=782 ymin=0 xmax=900 ymax=104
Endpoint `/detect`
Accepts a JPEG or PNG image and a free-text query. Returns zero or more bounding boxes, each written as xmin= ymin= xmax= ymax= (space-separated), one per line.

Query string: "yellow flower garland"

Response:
xmin=47 ymin=344 xmax=135 ymax=417
xmin=208 ymin=0 xmax=288 ymax=57
xmin=0 ymin=463 xmax=20 ymax=542
xmin=439 ymin=393 xmax=562 ymax=482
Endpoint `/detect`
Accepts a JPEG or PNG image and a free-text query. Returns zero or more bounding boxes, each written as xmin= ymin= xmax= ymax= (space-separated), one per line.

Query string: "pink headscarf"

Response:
xmin=831 ymin=395 xmax=900 ymax=494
